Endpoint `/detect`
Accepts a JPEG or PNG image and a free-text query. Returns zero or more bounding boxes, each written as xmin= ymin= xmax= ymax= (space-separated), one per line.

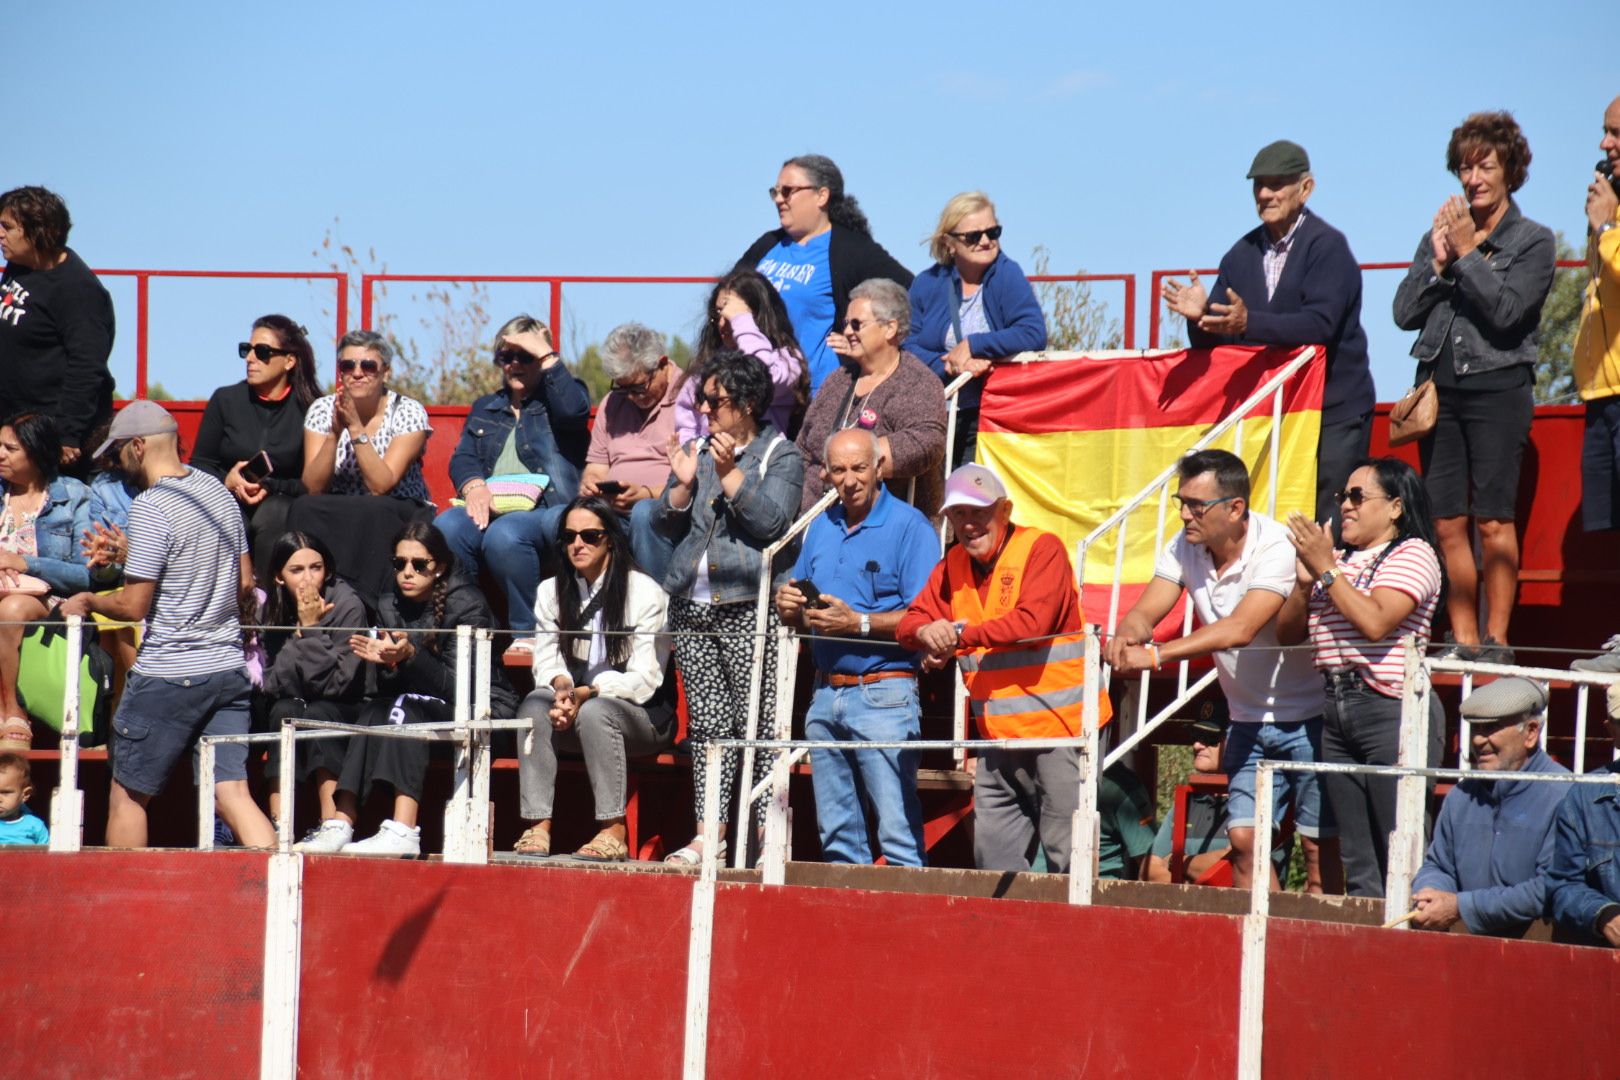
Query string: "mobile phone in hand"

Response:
xmin=793 ymin=578 xmax=829 ymax=609
xmin=595 ymin=480 xmax=627 ymax=497
xmin=240 ymin=450 xmax=273 ymax=485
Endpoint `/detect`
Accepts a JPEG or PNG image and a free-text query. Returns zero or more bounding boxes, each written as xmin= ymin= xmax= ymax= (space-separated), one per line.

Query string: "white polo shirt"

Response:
xmin=1153 ymin=511 xmax=1321 ymax=724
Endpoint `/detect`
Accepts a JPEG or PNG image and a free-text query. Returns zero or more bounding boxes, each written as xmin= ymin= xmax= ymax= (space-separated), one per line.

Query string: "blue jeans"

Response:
xmin=1221 ymin=719 xmax=1333 ymax=840
xmin=627 ymin=498 xmax=675 ymax=587
xmin=803 ymin=677 xmax=926 ymax=867
xmin=434 ymin=504 xmax=567 ymax=633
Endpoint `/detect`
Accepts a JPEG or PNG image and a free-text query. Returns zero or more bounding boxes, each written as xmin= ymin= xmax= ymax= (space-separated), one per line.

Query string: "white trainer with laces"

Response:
xmin=292 ymin=819 xmax=354 ymax=854
xmin=1572 ymin=635 xmax=1620 ymax=673
xmin=344 ymin=819 xmax=422 ymax=858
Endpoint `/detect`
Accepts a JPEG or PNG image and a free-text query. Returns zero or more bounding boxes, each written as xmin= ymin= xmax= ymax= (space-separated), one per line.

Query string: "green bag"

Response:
xmin=16 ymin=615 xmax=114 ymax=747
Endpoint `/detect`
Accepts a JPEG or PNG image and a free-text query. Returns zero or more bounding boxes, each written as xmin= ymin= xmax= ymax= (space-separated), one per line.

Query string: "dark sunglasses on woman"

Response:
xmin=391 ymin=556 xmax=433 ymax=573
xmin=559 ymin=528 xmax=608 ymax=546
xmin=948 ymin=225 xmax=1003 ymax=245
xmin=338 ymin=358 xmax=382 ymax=375
xmin=239 ymin=342 xmax=292 ymax=361
xmin=1334 ymin=487 xmax=1391 ymax=508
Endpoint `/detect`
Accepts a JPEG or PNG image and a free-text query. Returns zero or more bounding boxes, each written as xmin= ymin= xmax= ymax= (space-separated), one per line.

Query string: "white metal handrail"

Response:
xmin=1068 ymin=346 xmax=1319 ymax=770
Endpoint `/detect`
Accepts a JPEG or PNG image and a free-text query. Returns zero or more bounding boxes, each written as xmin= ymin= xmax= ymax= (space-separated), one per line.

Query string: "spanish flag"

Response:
xmin=976 ymin=346 xmax=1325 ymax=623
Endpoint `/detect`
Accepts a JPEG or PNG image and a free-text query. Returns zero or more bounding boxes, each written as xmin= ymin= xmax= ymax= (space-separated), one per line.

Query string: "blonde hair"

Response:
xmin=927 ymin=191 xmax=996 ymax=265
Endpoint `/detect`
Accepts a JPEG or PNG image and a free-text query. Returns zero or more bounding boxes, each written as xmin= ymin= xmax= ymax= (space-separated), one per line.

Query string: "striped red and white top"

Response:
xmin=1308 ymin=538 xmax=1442 ymax=698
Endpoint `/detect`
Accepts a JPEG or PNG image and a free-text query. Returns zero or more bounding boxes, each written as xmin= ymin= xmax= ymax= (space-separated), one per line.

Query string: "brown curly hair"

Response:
xmin=0 ymin=186 xmax=72 ymax=258
xmin=1445 ymin=111 xmax=1531 ymax=193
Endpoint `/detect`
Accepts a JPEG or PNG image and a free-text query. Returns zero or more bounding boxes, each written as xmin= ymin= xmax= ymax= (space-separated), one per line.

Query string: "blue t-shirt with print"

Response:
xmin=0 ymin=808 xmax=49 ymax=846
xmin=756 ymin=231 xmax=836 ymax=393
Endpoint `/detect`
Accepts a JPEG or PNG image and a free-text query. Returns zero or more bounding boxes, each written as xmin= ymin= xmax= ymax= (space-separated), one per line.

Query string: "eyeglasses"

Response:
xmin=494 ymin=349 xmax=535 ymax=367
xmin=1172 ymin=494 xmax=1238 ymax=517
xmin=338 ymin=358 xmax=382 ymax=375
xmin=611 ymin=371 xmax=657 ymax=395
xmin=239 ymin=342 xmax=293 ymax=362
xmin=700 ymin=392 xmax=734 ymax=411
xmin=390 ymin=556 xmax=433 ymax=573
xmin=1334 ymin=487 xmax=1393 ymax=508
xmin=948 ymin=225 xmax=1004 ymax=246
xmin=768 ymin=184 xmax=819 ymax=202
xmin=840 ymin=317 xmax=891 ymax=334
xmin=559 ymin=528 xmax=608 ymax=546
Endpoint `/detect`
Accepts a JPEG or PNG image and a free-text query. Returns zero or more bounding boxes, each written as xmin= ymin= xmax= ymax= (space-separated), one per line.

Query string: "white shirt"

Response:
xmin=531 ymin=568 xmax=672 ymax=704
xmin=1153 ymin=511 xmax=1321 ymax=724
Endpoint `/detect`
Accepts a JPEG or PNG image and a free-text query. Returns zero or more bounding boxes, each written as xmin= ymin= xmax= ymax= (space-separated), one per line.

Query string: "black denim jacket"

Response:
xmin=1392 ymin=201 xmax=1556 ymax=379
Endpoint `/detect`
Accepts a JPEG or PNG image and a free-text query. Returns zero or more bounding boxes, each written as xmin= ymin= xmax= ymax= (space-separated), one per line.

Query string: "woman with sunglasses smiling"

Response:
xmin=512 ymin=497 xmax=675 ymax=860
xmin=737 ymin=154 xmax=912 ymax=395
xmin=653 ymin=351 xmax=804 ymax=866
xmin=436 ymin=314 xmax=591 ymax=649
xmin=795 ymin=277 xmax=946 ymax=518
xmin=905 ymin=192 xmax=1048 ymax=468
xmin=303 ymin=521 xmax=516 ymax=857
xmin=1277 ymin=458 xmax=1446 ymax=897
xmin=190 ymin=316 xmax=321 ymax=582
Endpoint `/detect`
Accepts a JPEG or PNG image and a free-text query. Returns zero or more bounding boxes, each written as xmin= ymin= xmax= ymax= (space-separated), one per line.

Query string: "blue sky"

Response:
xmin=15 ymin=1 xmax=1613 ymax=400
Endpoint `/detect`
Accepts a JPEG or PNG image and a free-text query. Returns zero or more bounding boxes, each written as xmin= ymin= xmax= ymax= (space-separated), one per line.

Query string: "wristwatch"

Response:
xmin=351 ymin=432 xmax=371 ymax=446
xmin=1319 ymin=569 xmax=1339 ymax=589
xmin=1600 ymin=222 xmax=1617 ymax=236
xmin=859 ymin=614 xmax=871 ymax=638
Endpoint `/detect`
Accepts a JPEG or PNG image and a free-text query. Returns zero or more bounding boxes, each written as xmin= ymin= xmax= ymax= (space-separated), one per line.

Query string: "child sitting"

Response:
xmin=0 ymin=752 xmax=49 ymax=846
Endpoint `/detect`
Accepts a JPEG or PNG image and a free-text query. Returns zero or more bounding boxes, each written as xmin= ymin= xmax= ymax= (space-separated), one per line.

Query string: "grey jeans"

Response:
xmin=974 ymin=745 xmax=1081 ymax=874
xmin=516 ymin=688 xmax=673 ymax=822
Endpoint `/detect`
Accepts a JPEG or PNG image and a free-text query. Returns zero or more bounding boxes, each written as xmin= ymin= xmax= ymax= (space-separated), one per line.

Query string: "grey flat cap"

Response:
xmin=1460 ymin=677 xmax=1548 ymax=720
xmin=1247 ymin=139 xmax=1311 ymax=178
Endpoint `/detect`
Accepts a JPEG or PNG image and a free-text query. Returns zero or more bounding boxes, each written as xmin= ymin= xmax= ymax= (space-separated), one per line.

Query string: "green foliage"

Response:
xmin=1535 ymin=232 xmax=1589 ymax=405
xmin=1029 ymin=245 xmax=1124 ymax=351
xmin=145 ymin=382 xmax=174 ymax=402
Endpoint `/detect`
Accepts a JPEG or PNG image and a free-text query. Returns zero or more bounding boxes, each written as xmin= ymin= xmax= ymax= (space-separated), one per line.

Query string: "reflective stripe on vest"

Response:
xmin=948 ymin=526 xmax=1111 ymax=740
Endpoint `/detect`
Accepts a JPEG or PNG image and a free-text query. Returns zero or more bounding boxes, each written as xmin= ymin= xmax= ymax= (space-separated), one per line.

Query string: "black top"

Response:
xmin=190 ymin=380 xmax=310 ymax=497
xmin=377 ymin=574 xmax=519 ymax=716
xmin=0 ymin=248 xmax=116 ymax=448
xmin=737 ymin=224 xmax=914 ymax=329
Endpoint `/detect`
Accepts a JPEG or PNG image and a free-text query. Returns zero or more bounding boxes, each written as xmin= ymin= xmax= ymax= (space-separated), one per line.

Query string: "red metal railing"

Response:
xmin=1029 ymin=273 xmax=1137 ymax=350
xmin=1147 ymin=259 xmax=1588 ymax=349
xmin=91 ymin=270 xmax=349 ymax=398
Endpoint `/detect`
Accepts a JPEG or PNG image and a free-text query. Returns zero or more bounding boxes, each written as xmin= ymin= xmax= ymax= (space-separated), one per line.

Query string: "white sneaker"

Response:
xmin=344 ymin=819 xmax=421 ymax=858
xmin=292 ymin=819 xmax=354 ymax=854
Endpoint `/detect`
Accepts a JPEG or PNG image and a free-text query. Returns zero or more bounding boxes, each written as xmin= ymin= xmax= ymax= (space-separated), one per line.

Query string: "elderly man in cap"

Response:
xmin=1547 ymin=683 xmax=1620 ymax=948
xmin=1161 ymin=139 xmax=1374 ymax=524
xmin=61 ymin=401 xmax=275 ymax=849
xmin=897 ymin=463 xmax=1112 ymax=873
xmin=1410 ymin=677 xmax=1569 ymax=936
xmin=775 ymin=428 xmax=938 ymax=866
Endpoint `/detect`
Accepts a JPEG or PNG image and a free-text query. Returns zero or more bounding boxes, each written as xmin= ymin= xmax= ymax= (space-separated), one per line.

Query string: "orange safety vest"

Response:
xmin=949 ymin=526 xmax=1112 ymax=740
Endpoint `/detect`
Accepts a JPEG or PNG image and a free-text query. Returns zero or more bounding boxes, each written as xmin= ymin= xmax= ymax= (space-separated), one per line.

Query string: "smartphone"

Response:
xmin=595 ymin=480 xmax=627 ymax=497
xmin=793 ymin=578 xmax=829 ymax=609
xmin=1600 ymin=159 xmax=1620 ymax=197
xmin=240 ymin=450 xmax=273 ymax=485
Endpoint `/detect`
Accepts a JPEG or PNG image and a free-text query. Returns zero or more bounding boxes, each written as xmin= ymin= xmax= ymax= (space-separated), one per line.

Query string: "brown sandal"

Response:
xmin=513 ymin=823 xmax=551 ymax=856
xmin=0 ymin=716 xmax=32 ymax=752
xmin=572 ymin=830 xmax=629 ymax=863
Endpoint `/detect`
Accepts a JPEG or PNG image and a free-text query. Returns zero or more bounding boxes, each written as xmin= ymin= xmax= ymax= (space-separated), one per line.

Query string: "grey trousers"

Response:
xmin=516 ymin=688 xmax=673 ymax=821
xmin=973 ymin=745 xmax=1081 ymax=874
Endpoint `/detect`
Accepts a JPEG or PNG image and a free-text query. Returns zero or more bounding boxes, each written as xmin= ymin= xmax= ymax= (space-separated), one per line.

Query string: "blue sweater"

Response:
xmin=1547 ymin=760 xmax=1620 ymax=945
xmin=904 ymin=252 xmax=1047 ymax=412
xmin=1188 ymin=209 xmax=1374 ymax=424
xmin=1412 ymin=749 xmax=1568 ymax=936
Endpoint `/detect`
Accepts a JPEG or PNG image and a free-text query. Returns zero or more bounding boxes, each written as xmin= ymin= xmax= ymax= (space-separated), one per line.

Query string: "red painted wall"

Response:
xmin=5 ymin=851 xmax=266 ymax=1078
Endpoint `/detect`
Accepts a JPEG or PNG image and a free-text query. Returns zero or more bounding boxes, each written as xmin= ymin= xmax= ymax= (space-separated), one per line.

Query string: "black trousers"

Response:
xmin=335 ymin=693 xmax=451 ymax=805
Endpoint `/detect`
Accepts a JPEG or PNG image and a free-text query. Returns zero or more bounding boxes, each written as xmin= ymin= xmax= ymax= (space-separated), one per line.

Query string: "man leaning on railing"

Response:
xmin=1409 ymin=678 xmax=1568 ymax=937
xmin=1546 ymin=683 xmax=1620 ymax=948
xmin=896 ymin=463 xmax=1112 ymax=874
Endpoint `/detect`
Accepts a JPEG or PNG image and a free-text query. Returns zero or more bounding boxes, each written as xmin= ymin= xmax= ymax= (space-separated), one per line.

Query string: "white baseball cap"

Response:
xmin=940 ymin=463 xmax=1008 ymax=510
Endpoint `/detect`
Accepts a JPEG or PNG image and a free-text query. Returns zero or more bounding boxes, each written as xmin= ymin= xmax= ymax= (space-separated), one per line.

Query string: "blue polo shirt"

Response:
xmin=791 ymin=488 xmax=937 ymax=676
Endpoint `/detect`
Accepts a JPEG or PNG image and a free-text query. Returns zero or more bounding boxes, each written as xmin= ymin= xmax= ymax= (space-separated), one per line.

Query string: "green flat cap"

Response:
xmin=1460 ymin=676 xmax=1548 ymax=720
xmin=1247 ymin=139 xmax=1311 ymax=178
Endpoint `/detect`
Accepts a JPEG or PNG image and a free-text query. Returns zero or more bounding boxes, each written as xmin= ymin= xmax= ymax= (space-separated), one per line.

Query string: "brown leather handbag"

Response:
xmin=1387 ymin=378 xmax=1438 ymax=447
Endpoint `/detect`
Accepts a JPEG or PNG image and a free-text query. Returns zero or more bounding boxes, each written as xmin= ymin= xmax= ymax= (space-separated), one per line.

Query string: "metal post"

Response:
xmin=444 ymin=625 xmax=474 ymax=862
xmin=1575 ymin=684 xmax=1590 ymax=775
xmin=1384 ymin=636 xmax=1429 ymax=923
xmin=1236 ymin=763 xmax=1275 ymax=1080
xmin=48 ymin=614 xmax=85 ymax=852
xmin=1068 ymin=630 xmax=1102 ymax=905
xmin=278 ymin=721 xmax=296 ymax=853
xmin=683 ymin=746 xmax=725 ymax=1079
xmin=135 ymin=274 xmax=150 ymax=398
xmin=197 ymin=740 xmax=217 ymax=851
xmin=761 ymin=622 xmax=797 ymax=878
xmin=259 ymin=849 xmax=304 ymax=1080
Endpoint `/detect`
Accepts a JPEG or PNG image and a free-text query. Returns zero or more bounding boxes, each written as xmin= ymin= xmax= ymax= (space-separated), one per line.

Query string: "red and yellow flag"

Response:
xmin=976 ymin=345 xmax=1325 ymax=624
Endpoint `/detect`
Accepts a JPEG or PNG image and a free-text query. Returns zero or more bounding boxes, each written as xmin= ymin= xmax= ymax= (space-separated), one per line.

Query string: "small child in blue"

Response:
xmin=0 ymin=753 xmax=49 ymax=846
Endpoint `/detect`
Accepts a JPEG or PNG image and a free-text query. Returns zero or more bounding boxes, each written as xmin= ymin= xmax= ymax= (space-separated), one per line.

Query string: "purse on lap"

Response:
xmin=448 ymin=472 xmax=550 ymax=515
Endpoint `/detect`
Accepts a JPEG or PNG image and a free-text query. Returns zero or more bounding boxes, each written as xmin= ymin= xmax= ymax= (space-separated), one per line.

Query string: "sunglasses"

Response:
xmin=840 ymin=317 xmax=891 ymax=334
xmin=768 ymin=184 xmax=819 ymax=202
xmin=494 ymin=349 xmax=535 ymax=367
xmin=948 ymin=225 xmax=1004 ymax=245
xmin=1172 ymin=494 xmax=1238 ymax=517
xmin=338 ymin=358 xmax=382 ymax=375
xmin=390 ymin=556 xmax=433 ymax=573
xmin=239 ymin=342 xmax=293 ymax=362
xmin=700 ymin=392 xmax=735 ymax=410
xmin=1335 ymin=487 xmax=1393 ymax=508
xmin=560 ymin=528 xmax=608 ymax=546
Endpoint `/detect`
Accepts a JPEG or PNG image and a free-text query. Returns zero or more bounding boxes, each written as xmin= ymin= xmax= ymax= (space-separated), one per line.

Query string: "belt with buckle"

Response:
xmin=823 ymin=670 xmax=916 ymax=688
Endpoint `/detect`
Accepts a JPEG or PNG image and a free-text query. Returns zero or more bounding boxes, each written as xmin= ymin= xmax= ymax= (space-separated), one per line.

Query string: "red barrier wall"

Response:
xmin=296 ymin=858 xmax=692 ymax=1079
xmin=4 ymin=851 xmax=266 ymax=1078
xmin=705 ymin=884 xmax=1243 ymax=1077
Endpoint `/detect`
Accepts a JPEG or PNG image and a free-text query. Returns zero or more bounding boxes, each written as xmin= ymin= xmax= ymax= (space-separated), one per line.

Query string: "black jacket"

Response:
xmin=737 ymin=224 xmax=914 ymax=328
xmin=377 ymin=574 xmax=518 ymax=715
xmin=191 ymin=381 xmax=311 ymax=497
xmin=0 ymin=248 xmax=116 ymax=448
xmin=262 ymin=580 xmax=369 ymax=701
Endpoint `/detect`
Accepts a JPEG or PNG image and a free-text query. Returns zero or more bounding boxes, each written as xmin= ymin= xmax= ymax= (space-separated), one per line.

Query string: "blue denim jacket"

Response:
xmin=653 ymin=425 xmax=805 ymax=606
xmin=1392 ymin=201 xmax=1556 ymax=379
xmin=447 ymin=366 xmax=591 ymax=509
xmin=12 ymin=476 xmax=92 ymax=594
xmin=1546 ymin=761 xmax=1620 ymax=945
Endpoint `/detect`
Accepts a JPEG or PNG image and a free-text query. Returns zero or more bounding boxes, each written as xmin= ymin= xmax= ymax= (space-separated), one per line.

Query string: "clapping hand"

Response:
xmin=1161 ymin=271 xmax=1209 ymax=320
xmin=80 ymin=521 xmax=128 ymax=568
xmin=1438 ymin=195 xmax=1476 ymax=261
xmin=709 ymin=431 xmax=738 ymax=476
xmin=349 ymin=630 xmax=415 ymax=667
xmin=1285 ymin=512 xmax=1337 ymax=578
xmin=665 ymin=435 xmax=700 ymax=487
xmin=1198 ymin=288 xmax=1249 ymax=336
xmin=826 ymin=328 xmax=856 ymax=358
